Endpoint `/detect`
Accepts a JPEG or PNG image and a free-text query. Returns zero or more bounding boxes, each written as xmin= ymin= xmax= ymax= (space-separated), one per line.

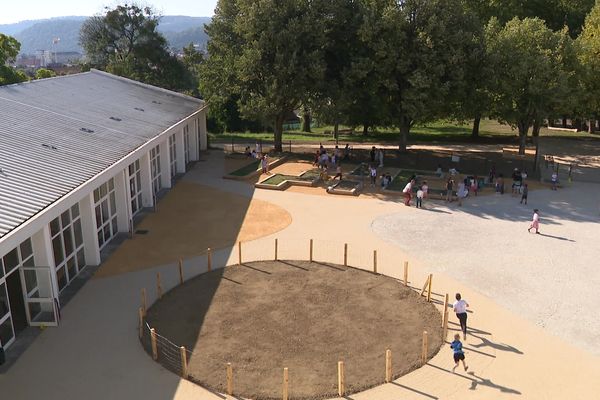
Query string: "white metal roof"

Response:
xmin=0 ymin=70 xmax=203 ymax=238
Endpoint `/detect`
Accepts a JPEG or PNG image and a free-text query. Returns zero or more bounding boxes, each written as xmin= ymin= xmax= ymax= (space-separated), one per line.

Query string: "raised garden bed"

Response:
xmin=327 ymin=179 xmax=361 ymax=196
xmin=224 ymin=156 xmax=287 ymax=180
xmin=255 ymin=169 xmax=322 ymax=190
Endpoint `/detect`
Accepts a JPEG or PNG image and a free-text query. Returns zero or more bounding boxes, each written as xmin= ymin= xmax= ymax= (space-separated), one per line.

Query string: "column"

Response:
xmin=189 ymin=120 xmax=199 ymax=161
xmin=79 ymin=193 xmax=101 ymax=266
xmin=159 ymin=139 xmax=172 ymax=189
xmin=31 ymin=226 xmax=59 ymax=308
xmin=114 ymin=169 xmax=131 ymax=233
xmin=198 ymin=111 xmax=208 ymax=151
xmin=176 ymin=128 xmax=186 ymax=173
xmin=140 ymin=152 xmax=154 ymax=208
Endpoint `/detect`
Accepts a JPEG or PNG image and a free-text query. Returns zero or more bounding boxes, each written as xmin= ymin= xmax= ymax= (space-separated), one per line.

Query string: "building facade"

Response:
xmin=0 ymin=70 xmax=207 ymax=350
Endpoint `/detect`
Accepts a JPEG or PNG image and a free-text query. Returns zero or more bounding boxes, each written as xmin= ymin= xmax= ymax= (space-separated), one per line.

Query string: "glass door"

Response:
xmin=19 ymin=267 xmax=59 ymax=327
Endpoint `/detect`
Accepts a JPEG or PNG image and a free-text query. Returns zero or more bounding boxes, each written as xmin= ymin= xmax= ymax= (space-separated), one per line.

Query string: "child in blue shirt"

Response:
xmin=450 ymin=334 xmax=468 ymax=372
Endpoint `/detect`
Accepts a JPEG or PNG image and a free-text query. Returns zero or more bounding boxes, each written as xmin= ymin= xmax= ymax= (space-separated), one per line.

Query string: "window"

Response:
xmin=129 ymin=160 xmax=143 ymax=216
xmin=49 ymin=204 xmax=86 ymax=291
xmin=93 ymin=178 xmax=118 ymax=250
xmin=150 ymin=145 xmax=162 ymax=195
xmin=169 ymin=134 xmax=177 ymax=177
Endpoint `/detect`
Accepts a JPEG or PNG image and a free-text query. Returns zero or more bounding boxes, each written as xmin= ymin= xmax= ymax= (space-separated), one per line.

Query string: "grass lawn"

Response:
xmin=210 ymin=120 xmax=599 ymax=145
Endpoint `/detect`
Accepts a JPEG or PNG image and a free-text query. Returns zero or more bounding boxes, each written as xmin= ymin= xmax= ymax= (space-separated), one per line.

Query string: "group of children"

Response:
xmin=402 ymin=177 xmax=429 ymax=208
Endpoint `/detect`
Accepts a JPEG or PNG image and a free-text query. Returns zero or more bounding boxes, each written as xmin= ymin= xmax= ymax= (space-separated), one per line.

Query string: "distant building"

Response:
xmin=35 ymin=50 xmax=52 ymax=67
xmin=0 ymin=70 xmax=207 ymax=352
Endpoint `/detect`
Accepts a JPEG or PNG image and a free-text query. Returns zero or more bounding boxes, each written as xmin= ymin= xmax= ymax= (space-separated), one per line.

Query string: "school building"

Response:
xmin=0 ymin=70 xmax=207 ymax=351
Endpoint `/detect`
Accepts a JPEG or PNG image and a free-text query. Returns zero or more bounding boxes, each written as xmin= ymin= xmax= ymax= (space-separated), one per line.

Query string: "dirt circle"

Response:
xmin=144 ymin=261 xmax=443 ymax=400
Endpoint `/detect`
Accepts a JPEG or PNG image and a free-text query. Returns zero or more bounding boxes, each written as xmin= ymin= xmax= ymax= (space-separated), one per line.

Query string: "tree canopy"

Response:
xmin=79 ymin=4 xmax=193 ymax=91
xmin=0 ymin=34 xmax=28 ymax=86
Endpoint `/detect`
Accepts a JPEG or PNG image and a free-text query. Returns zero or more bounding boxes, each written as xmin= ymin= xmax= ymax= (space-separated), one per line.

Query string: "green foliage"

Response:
xmin=576 ymin=1 xmax=600 ymax=119
xmin=0 ymin=34 xmax=28 ymax=86
xmin=35 ymin=68 xmax=56 ymax=79
xmin=486 ymin=17 xmax=575 ymax=152
xmin=79 ymin=5 xmax=195 ymax=92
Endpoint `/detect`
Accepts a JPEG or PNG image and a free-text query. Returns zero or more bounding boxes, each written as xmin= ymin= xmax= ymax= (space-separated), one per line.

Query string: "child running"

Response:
xmin=528 ymin=209 xmax=540 ymax=234
xmin=450 ymin=334 xmax=468 ymax=372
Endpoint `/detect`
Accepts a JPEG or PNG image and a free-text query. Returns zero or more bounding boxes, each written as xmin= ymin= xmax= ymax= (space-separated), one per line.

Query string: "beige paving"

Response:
xmin=1 ymin=149 xmax=598 ymax=400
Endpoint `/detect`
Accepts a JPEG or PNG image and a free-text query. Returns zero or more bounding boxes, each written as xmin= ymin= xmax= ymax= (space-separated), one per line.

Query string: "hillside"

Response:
xmin=0 ymin=16 xmax=211 ymax=55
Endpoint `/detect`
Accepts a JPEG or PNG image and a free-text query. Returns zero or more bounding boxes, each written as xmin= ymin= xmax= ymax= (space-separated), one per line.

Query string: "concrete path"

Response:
xmin=1 ymin=150 xmax=599 ymax=400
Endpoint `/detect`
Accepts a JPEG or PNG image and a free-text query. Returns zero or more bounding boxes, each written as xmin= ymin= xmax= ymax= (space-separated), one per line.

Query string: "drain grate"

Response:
xmin=135 ymin=229 xmax=149 ymax=235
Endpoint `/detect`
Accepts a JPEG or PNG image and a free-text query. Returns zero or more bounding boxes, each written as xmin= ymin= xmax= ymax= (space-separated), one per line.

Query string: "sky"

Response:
xmin=0 ymin=0 xmax=218 ymax=24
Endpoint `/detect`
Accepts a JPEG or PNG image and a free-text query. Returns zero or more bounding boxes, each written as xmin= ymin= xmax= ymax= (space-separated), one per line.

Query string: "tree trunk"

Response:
xmin=517 ymin=120 xmax=529 ymax=155
xmin=302 ymin=112 xmax=311 ymax=133
xmin=471 ymin=116 xmax=481 ymax=139
xmin=399 ymin=116 xmax=410 ymax=152
xmin=574 ymin=119 xmax=582 ymax=131
xmin=273 ymin=114 xmax=285 ymax=152
xmin=334 ymin=122 xmax=339 ymax=144
xmin=562 ymin=117 xmax=567 ymax=128
xmin=363 ymin=124 xmax=369 ymax=135
xmin=548 ymin=117 xmax=555 ymax=128
xmin=588 ymin=119 xmax=595 ymax=134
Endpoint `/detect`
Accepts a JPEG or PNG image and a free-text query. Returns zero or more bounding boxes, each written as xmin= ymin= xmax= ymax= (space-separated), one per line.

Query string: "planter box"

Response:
xmin=224 ymin=155 xmax=288 ymax=180
xmin=327 ymin=180 xmax=361 ymax=196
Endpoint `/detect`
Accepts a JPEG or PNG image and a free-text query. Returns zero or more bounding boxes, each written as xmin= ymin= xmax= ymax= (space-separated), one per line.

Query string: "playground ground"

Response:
xmin=0 ymin=144 xmax=599 ymax=399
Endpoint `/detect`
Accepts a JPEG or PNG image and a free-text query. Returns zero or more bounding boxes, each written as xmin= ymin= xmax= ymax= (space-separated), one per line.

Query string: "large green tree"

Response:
xmin=201 ymin=0 xmax=325 ymax=151
xmin=486 ymin=17 xmax=575 ymax=154
xmin=79 ymin=4 xmax=193 ymax=91
xmin=577 ymin=1 xmax=600 ymax=132
xmin=0 ymin=34 xmax=28 ymax=85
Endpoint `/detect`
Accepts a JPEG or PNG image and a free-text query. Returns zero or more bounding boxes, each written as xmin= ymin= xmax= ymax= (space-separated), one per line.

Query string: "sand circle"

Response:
xmin=144 ymin=261 xmax=443 ymax=400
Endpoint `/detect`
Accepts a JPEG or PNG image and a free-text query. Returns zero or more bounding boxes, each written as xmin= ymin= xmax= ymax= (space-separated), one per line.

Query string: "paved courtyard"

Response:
xmin=1 ymin=149 xmax=599 ymax=399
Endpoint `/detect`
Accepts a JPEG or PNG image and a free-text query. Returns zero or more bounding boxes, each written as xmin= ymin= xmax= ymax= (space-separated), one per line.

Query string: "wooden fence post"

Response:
xmin=427 ymin=274 xmax=433 ymax=302
xmin=227 ymin=363 xmax=233 ymax=395
xmin=238 ymin=241 xmax=242 ymax=265
xmin=207 ymin=247 xmax=212 ymax=272
xmin=138 ymin=307 xmax=144 ymax=339
xmin=141 ymin=288 xmax=147 ymax=316
xmin=338 ymin=361 xmax=345 ymax=397
xmin=283 ymin=367 xmax=289 ymax=400
xmin=275 ymin=238 xmax=278 ymax=261
xmin=443 ymin=303 xmax=449 ymax=341
xmin=421 ymin=331 xmax=429 ymax=364
xmin=420 ymin=275 xmax=430 ymax=297
xmin=178 ymin=258 xmax=184 ymax=285
xmin=151 ymin=328 xmax=158 ymax=360
xmin=180 ymin=346 xmax=188 ymax=379
xmin=344 ymin=243 xmax=348 ymax=266
xmin=373 ymin=250 xmax=378 ymax=273
xmin=385 ymin=349 xmax=392 ymax=383
xmin=404 ymin=261 xmax=409 ymax=286
xmin=156 ymin=272 xmax=163 ymax=299
xmin=309 ymin=239 xmax=313 ymax=262
xmin=442 ymin=293 xmax=449 ymax=328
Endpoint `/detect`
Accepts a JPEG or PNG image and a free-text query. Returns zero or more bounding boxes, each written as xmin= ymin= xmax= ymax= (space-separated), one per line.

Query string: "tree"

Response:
xmin=577 ymin=1 xmax=600 ymax=132
xmin=35 ymin=68 xmax=56 ymax=79
xmin=486 ymin=18 xmax=574 ymax=154
xmin=356 ymin=0 xmax=479 ymax=151
xmin=201 ymin=0 xmax=325 ymax=151
xmin=79 ymin=4 xmax=193 ymax=91
xmin=0 ymin=34 xmax=28 ymax=86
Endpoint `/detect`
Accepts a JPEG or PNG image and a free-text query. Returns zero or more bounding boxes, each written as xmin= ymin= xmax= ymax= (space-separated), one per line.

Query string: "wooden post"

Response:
xmin=178 ymin=258 xmax=184 ymax=285
xmin=226 ymin=363 xmax=233 ymax=395
xmin=238 ymin=241 xmax=242 ymax=265
xmin=344 ymin=243 xmax=348 ymax=266
xmin=283 ymin=367 xmax=289 ymax=400
xmin=442 ymin=303 xmax=449 ymax=341
xmin=338 ymin=361 xmax=345 ymax=397
xmin=138 ymin=307 xmax=144 ymax=339
xmin=151 ymin=328 xmax=158 ymax=360
xmin=427 ymin=274 xmax=433 ymax=302
xmin=156 ymin=272 xmax=163 ymax=299
xmin=421 ymin=331 xmax=429 ymax=364
xmin=275 ymin=238 xmax=278 ymax=261
xmin=309 ymin=239 xmax=313 ymax=262
xmin=180 ymin=346 xmax=188 ymax=379
xmin=207 ymin=247 xmax=212 ymax=272
xmin=442 ymin=293 xmax=449 ymax=328
xmin=373 ymin=250 xmax=378 ymax=274
xmin=404 ymin=261 xmax=409 ymax=286
xmin=141 ymin=288 xmax=147 ymax=316
xmin=385 ymin=349 xmax=392 ymax=383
